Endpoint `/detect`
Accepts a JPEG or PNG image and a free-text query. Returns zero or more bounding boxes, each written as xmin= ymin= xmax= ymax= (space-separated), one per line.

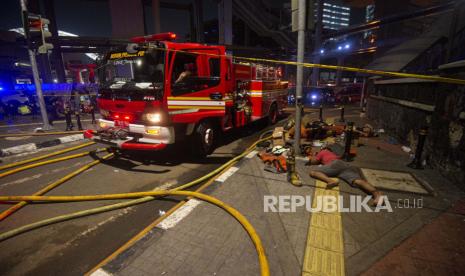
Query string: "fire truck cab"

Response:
xmin=84 ymin=33 xmax=288 ymax=156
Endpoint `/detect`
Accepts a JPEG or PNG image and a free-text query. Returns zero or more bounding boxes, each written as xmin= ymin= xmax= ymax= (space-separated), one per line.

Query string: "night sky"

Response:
xmin=0 ymin=0 xmax=217 ymax=38
xmin=1 ymin=0 xmax=364 ymax=39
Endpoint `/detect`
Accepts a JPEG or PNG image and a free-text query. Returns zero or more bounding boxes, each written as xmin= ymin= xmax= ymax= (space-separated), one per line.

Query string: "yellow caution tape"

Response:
xmin=146 ymin=46 xmax=465 ymax=85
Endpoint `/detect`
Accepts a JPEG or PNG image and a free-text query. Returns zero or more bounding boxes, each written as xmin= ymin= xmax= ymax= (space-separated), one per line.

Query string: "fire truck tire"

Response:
xmin=268 ymin=103 xmax=278 ymax=125
xmin=192 ymin=121 xmax=216 ymax=157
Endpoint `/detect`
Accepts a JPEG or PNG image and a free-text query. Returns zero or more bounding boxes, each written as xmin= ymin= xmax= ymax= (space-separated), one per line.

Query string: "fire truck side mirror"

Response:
xmin=126 ymin=43 xmax=140 ymax=54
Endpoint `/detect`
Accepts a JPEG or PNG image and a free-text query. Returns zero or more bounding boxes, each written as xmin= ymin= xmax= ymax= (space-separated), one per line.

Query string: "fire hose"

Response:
xmin=0 ymin=135 xmax=273 ymax=275
xmin=0 ymin=147 xmax=108 ymax=179
xmin=0 ymin=141 xmax=95 ymax=171
xmin=0 ymin=191 xmax=269 ymax=276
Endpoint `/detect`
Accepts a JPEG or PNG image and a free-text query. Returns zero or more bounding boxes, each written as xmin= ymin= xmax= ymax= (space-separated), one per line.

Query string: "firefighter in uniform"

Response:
xmin=89 ymin=102 xmax=96 ymax=124
xmin=64 ymin=103 xmax=74 ymax=131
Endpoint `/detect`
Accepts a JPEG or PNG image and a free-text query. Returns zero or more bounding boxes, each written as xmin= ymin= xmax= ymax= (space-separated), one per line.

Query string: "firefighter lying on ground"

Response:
xmin=288 ymin=121 xmax=345 ymax=141
xmin=307 ymin=145 xmax=384 ymax=205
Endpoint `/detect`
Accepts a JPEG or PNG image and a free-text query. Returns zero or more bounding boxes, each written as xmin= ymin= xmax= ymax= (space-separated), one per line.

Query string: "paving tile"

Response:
xmin=361 ymin=198 xmax=465 ymax=276
xmin=99 ymin=140 xmax=465 ymax=276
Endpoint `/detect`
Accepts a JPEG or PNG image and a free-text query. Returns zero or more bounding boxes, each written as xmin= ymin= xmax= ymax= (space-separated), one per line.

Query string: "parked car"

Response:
xmin=1 ymin=90 xmax=29 ymax=107
xmin=335 ymin=84 xmax=362 ymax=103
xmin=303 ymin=86 xmax=336 ymax=106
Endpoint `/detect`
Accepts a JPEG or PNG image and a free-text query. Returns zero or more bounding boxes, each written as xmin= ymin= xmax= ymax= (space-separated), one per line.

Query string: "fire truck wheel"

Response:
xmin=192 ymin=121 xmax=216 ymax=157
xmin=268 ymin=103 xmax=278 ymax=125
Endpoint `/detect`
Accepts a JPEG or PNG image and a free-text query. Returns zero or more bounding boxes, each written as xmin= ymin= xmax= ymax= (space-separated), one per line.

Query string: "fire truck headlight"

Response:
xmin=146 ymin=113 xmax=162 ymax=123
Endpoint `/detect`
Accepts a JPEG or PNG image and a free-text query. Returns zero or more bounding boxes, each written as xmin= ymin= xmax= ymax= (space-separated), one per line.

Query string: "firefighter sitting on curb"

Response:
xmin=307 ymin=145 xmax=384 ymax=205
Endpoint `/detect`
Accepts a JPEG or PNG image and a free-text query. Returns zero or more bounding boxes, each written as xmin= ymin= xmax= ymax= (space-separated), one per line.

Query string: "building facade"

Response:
xmin=314 ymin=0 xmax=351 ymax=30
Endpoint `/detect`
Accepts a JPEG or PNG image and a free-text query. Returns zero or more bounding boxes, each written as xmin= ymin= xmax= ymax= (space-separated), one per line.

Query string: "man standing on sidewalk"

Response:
xmin=64 ymin=103 xmax=74 ymax=131
xmin=308 ymin=146 xmax=383 ymax=205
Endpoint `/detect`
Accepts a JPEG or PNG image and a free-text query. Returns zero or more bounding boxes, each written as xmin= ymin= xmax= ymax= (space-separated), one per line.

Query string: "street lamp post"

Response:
xmin=312 ymin=0 xmax=324 ymax=87
xmin=294 ymin=0 xmax=306 ymax=154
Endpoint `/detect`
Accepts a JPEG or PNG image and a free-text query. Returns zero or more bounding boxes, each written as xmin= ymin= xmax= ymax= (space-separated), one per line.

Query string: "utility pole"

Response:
xmin=311 ymin=0 xmax=323 ymax=86
xmin=20 ymin=0 xmax=52 ymax=130
xmin=152 ymin=0 xmax=161 ymax=33
xmin=218 ymin=0 xmax=232 ymax=45
xmin=295 ymin=0 xmax=306 ymax=153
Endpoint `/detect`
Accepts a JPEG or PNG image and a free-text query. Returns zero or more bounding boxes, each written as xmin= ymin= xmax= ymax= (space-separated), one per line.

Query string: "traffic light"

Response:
xmin=26 ymin=14 xmax=53 ymax=54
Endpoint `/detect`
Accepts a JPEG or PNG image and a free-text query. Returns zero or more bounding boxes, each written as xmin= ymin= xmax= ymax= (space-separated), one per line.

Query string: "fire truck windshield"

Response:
xmin=98 ymin=49 xmax=165 ymax=93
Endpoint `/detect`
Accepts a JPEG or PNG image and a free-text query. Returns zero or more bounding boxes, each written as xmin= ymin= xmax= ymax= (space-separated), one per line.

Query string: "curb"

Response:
xmin=0 ymin=134 xmax=85 ymax=157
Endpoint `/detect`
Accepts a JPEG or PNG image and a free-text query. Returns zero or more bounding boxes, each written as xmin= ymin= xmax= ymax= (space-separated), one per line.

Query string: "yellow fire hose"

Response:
xmin=0 ymin=148 xmax=107 ymax=179
xmin=0 ymin=134 xmax=274 ymax=275
xmin=173 ymin=135 xmax=270 ymax=191
xmin=0 ymin=131 xmax=84 ymax=138
xmin=0 ymin=191 xmax=270 ymax=276
xmin=0 ymin=153 xmax=114 ymax=221
xmin=0 ymin=141 xmax=96 ymax=171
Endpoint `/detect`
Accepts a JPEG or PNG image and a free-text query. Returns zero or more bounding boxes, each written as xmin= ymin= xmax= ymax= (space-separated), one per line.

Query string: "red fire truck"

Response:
xmin=84 ymin=33 xmax=288 ymax=156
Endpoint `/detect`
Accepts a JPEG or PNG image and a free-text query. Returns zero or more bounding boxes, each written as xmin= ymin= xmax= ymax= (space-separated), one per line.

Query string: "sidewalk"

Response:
xmin=0 ymin=114 xmax=98 ymax=156
xmin=90 ymin=113 xmax=465 ymax=275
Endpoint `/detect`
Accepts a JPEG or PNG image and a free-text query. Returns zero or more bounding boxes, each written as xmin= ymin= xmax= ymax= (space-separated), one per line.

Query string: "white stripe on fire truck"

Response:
xmin=167 ymin=100 xmax=225 ymax=106
xmin=249 ymin=89 xmax=288 ymax=93
xmin=168 ymin=105 xmax=225 ymax=110
xmin=168 ymin=109 xmax=199 ymax=115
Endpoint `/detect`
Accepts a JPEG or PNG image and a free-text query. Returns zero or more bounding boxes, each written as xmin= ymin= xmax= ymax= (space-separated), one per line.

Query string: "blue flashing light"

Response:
xmin=0 ymin=86 xmax=4 ymax=91
xmin=337 ymin=46 xmax=342 ymax=50
xmin=311 ymin=94 xmax=317 ymax=99
xmin=14 ymin=83 xmax=98 ymax=92
xmin=15 ymin=83 xmax=73 ymax=91
xmin=320 ymin=49 xmax=325 ymax=54
xmin=344 ymin=44 xmax=350 ymax=49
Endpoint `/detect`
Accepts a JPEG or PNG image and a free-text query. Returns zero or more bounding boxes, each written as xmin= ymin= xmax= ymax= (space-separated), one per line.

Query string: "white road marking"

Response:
xmin=156 ymin=180 xmax=178 ymax=190
xmin=58 ymin=134 xmax=84 ymax=143
xmin=51 ymin=162 xmax=84 ymax=173
xmin=245 ymin=150 xmax=258 ymax=159
xmin=62 ymin=180 xmax=181 ymax=253
xmin=0 ymin=174 xmax=42 ymax=189
xmin=0 ymin=140 xmax=83 ymax=160
xmin=4 ymin=136 xmax=32 ymax=141
xmin=154 ymin=166 xmax=240 ymax=235
xmin=215 ymin=166 xmax=239 ymax=182
xmin=157 ymin=199 xmax=202 ymax=230
xmin=1 ymin=134 xmax=83 ymax=157
xmin=90 ymin=268 xmax=113 ymax=276
xmin=1 ymin=143 xmax=37 ymax=156
xmin=0 ymin=162 xmax=86 ymax=190
xmin=65 ymin=208 xmax=132 ymax=250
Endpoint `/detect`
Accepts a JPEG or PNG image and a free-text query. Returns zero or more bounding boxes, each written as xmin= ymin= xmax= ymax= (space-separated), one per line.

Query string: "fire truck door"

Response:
xmin=167 ymin=49 xmax=226 ymax=121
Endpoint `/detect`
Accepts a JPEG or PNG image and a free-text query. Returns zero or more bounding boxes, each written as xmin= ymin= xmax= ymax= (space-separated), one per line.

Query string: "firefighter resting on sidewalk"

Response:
xmin=308 ymin=146 xmax=383 ymax=205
